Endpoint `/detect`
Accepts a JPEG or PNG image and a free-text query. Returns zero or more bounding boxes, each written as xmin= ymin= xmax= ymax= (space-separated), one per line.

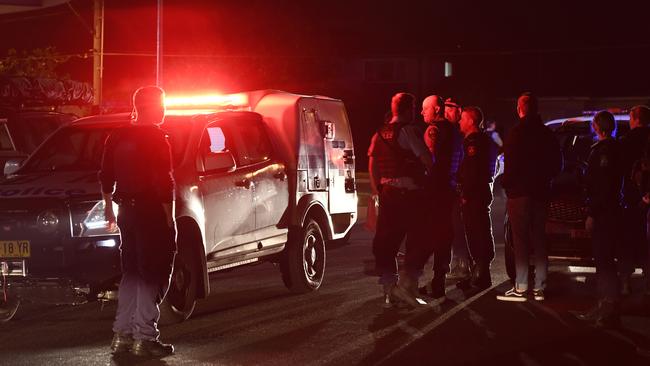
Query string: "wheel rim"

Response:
xmin=302 ymin=226 xmax=324 ymax=283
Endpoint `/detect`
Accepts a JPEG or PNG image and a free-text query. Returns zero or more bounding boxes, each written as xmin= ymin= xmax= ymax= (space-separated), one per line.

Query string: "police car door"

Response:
xmin=239 ymin=119 xmax=290 ymax=250
xmin=197 ymin=122 xmax=256 ymax=258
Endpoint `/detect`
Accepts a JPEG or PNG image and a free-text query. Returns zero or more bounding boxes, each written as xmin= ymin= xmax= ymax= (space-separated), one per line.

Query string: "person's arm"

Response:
xmin=369 ymin=156 xmax=381 ymax=196
xmin=98 ymin=133 xmax=117 ymax=232
xmin=154 ymin=132 xmax=176 ymax=227
xmin=403 ymin=125 xmax=434 ymax=175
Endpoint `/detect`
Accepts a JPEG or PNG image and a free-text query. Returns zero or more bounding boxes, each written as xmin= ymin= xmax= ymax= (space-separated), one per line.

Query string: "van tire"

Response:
xmin=280 ymin=219 xmax=326 ymax=293
xmin=161 ymin=232 xmax=198 ymax=323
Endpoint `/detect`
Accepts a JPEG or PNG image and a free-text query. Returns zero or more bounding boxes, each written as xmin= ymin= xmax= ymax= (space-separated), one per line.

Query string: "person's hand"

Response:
xmin=104 ymin=205 xmax=118 ymax=233
xmin=585 ymin=216 xmax=594 ymax=233
xmin=643 ymin=194 xmax=650 ymax=205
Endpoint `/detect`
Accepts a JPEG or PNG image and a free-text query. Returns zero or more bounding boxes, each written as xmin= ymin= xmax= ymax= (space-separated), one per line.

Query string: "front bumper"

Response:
xmin=1 ymin=235 xmax=121 ymax=303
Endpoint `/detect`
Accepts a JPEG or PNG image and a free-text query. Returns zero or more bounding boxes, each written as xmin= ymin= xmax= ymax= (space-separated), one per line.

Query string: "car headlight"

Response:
xmin=80 ymin=200 xmax=120 ymax=237
xmin=36 ymin=210 xmax=59 ymax=234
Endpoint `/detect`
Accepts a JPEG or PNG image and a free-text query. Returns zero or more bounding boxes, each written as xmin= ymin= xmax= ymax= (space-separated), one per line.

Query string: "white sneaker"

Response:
xmin=496 ymin=287 xmax=527 ymax=302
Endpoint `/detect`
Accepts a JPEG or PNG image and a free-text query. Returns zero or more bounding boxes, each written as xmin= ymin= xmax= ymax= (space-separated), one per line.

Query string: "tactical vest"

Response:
xmin=374 ymin=122 xmax=422 ymax=179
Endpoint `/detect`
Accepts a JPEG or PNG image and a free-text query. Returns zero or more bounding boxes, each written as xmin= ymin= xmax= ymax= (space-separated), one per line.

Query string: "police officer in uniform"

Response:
xmin=420 ymin=95 xmax=455 ymax=301
xmin=368 ymin=92 xmax=434 ymax=307
xmin=575 ymin=111 xmax=623 ymax=327
xmin=100 ymin=86 xmax=176 ymax=356
xmin=457 ymin=106 xmax=496 ymax=290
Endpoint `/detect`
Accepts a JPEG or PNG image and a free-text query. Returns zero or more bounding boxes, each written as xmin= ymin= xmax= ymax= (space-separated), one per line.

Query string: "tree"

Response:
xmin=0 ymin=47 xmax=70 ymax=79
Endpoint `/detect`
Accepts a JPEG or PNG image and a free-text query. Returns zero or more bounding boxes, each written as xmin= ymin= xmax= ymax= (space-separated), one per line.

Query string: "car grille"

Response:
xmin=0 ymin=198 xmax=70 ymax=271
xmin=548 ymin=199 xmax=586 ymax=223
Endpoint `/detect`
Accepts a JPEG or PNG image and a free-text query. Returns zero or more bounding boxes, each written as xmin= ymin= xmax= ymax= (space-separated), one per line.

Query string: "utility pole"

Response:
xmin=93 ymin=0 xmax=104 ymax=110
xmin=156 ymin=0 xmax=163 ymax=87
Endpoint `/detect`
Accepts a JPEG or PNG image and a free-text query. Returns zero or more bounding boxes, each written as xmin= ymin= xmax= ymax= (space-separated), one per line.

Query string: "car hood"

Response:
xmin=0 ymin=171 xmax=100 ymax=199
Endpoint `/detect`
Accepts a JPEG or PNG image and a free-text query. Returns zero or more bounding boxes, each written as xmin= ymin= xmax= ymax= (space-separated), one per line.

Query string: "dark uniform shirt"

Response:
xmin=458 ymin=131 xmax=494 ymax=200
xmin=99 ymin=124 xmax=175 ymax=203
xmin=584 ymin=138 xmax=623 ymax=215
xmin=619 ymin=126 xmax=650 ymax=206
xmin=424 ymin=119 xmax=455 ymax=192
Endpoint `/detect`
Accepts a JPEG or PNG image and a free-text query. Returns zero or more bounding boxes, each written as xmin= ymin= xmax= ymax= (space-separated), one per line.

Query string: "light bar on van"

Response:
xmin=165 ymin=93 xmax=249 ymax=110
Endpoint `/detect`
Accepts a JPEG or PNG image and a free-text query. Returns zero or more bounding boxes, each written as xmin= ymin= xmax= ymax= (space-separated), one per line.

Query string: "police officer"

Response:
xmin=420 ymin=95 xmax=455 ymax=301
xmin=575 ymin=110 xmax=623 ymax=327
xmin=444 ymin=98 xmax=472 ymax=282
xmin=99 ymin=86 xmax=176 ymax=356
xmin=368 ymin=92 xmax=434 ymax=307
xmin=457 ymin=106 xmax=496 ymax=290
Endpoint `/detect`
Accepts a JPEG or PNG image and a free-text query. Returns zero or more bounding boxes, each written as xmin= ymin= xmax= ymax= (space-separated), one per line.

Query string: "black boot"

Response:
xmin=471 ymin=262 xmax=492 ymax=290
xmin=574 ymin=299 xmax=620 ymax=328
xmin=431 ymin=276 xmax=446 ymax=301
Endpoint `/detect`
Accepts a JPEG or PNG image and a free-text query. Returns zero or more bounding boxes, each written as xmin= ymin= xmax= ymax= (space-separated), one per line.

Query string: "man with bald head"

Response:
xmin=497 ymin=92 xmax=561 ymax=302
xmin=419 ymin=94 xmax=455 ymax=302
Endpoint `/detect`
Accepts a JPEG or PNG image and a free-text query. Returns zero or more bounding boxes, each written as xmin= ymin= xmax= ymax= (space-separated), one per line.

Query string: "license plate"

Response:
xmin=0 ymin=240 xmax=31 ymax=258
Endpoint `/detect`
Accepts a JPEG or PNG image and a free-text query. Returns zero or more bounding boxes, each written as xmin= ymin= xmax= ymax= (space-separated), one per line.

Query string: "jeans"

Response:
xmin=372 ymin=186 xmax=432 ymax=285
xmin=507 ymin=196 xmax=548 ymax=291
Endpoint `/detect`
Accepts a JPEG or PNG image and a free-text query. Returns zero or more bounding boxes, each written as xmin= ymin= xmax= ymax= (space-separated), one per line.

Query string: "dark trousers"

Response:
xmin=507 ymin=196 xmax=548 ymax=291
xmin=430 ymin=191 xmax=454 ymax=277
xmin=112 ymin=201 xmax=175 ymax=341
xmin=592 ymin=211 xmax=621 ymax=300
xmin=451 ymin=195 xmax=469 ymax=262
xmin=461 ymin=190 xmax=495 ymax=267
xmin=620 ymin=206 xmax=647 ymax=277
xmin=372 ymin=186 xmax=431 ymax=285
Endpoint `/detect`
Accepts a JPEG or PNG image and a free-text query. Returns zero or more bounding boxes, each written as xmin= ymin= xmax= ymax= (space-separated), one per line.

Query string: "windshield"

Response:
xmin=20 ymin=119 xmax=192 ymax=173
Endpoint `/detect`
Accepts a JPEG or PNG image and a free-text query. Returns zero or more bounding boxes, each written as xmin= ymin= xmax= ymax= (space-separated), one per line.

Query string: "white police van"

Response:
xmin=0 ymin=90 xmax=357 ymax=321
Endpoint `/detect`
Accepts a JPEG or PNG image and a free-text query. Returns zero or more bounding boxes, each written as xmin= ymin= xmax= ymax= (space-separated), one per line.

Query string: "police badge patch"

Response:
xmin=467 ymin=145 xmax=477 ymax=156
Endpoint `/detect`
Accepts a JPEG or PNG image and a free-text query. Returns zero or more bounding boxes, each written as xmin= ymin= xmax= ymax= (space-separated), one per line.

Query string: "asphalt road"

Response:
xmin=2 ymin=194 xmax=650 ymax=366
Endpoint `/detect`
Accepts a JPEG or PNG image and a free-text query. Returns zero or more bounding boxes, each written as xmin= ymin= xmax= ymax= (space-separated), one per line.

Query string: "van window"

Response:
xmin=229 ymin=122 xmax=272 ymax=166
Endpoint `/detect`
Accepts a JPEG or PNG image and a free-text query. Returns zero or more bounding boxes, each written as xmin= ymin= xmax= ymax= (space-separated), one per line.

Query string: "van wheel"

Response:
xmin=161 ymin=235 xmax=198 ymax=323
xmin=504 ymin=214 xmax=516 ymax=283
xmin=281 ymin=219 xmax=326 ymax=293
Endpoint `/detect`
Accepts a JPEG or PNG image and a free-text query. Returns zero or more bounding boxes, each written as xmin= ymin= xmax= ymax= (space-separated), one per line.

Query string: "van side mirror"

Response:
xmin=4 ymin=158 xmax=25 ymax=176
xmin=199 ymin=151 xmax=236 ymax=174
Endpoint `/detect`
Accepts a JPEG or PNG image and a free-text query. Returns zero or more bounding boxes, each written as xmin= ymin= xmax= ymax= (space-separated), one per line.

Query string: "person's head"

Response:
xmin=592 ymin=110 xmax=616 ymax=139
xmin=444 ymin=98 xmax=462 ymax=123
xmin=459 ymin=106 xmax=484 ymax=136
xmin=132 ymin=86 xmax=166 ymax=125
xmin=517 ymin=91 xmax=538 ymax=119
xmin=421 ymin=95 xmax=445 ymax=123
xmin=391 ymin=92 xmax=416 ymax=122
xmin=629 ymin=105 xmax=650 ymax=129
xmin=484 ymin=120 xmax=496 ymax=131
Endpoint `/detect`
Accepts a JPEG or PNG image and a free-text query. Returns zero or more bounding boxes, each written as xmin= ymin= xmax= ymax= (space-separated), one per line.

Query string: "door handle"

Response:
xmin=235 ymin=178 xmax=251 ymax=189
xmin=273 ymin=171 xmax=286 ymax=181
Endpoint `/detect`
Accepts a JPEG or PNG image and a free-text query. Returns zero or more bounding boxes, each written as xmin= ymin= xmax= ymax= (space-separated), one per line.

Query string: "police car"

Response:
xmin=0 ymin=90 xmax=357 ymax=321
xmin=500 ymin=111 xmax=630 ymax=280
xmin=1 ymin=109 xmax=76 ymax=176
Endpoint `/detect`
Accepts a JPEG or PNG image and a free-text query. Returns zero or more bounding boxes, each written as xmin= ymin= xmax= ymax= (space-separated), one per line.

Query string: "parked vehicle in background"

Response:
xmin=498 ymin=111 xmax=630 ymax=281
xmin=0 ymin=90 xmax=358 ymax=322
xmin=1 ymin=109 xmax=76 ymax=176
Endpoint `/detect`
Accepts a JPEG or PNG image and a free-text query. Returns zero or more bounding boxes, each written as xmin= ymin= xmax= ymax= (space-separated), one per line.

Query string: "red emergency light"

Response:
xmin=165 ymin=93 xmax=249 ymax=110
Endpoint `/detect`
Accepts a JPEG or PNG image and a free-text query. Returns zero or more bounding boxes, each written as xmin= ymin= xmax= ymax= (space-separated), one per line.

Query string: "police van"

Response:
xmin=0 ymin=90 xmax=357 ymax=321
